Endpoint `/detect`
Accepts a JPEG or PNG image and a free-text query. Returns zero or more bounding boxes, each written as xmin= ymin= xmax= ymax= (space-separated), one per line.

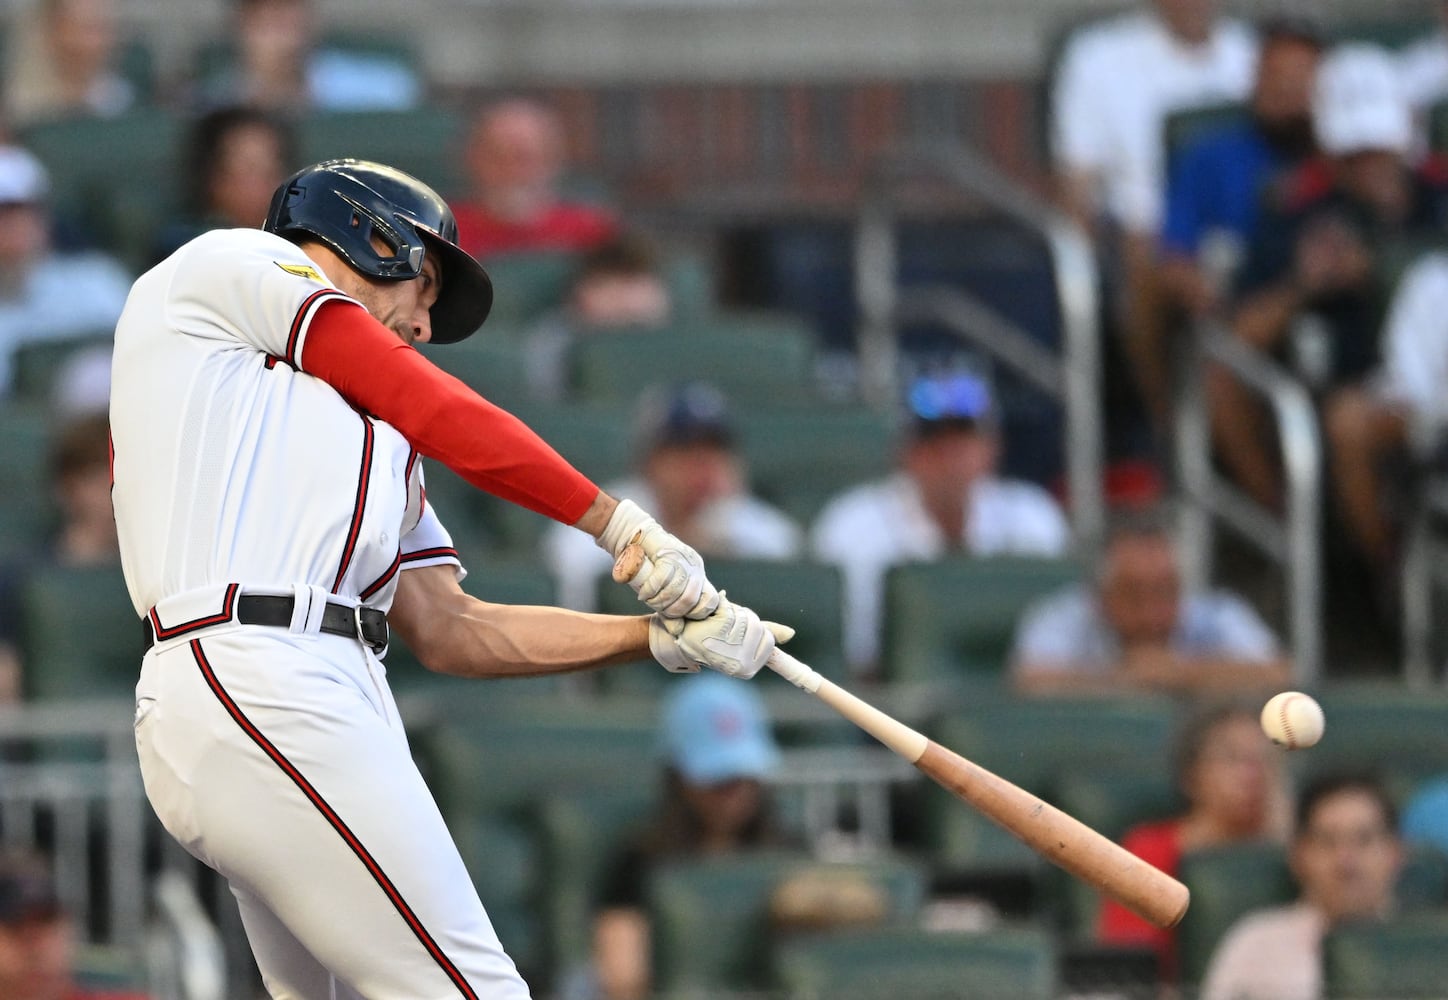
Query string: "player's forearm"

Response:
xmin=573 ymin=491 xmax=619 ymax=539
xmin=423 ymin=599 xmax=652 ymax=678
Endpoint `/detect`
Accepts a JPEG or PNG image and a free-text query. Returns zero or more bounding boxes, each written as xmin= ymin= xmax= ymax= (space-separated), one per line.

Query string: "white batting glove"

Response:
xmin=597 ymin=498 xmax=720 ymax=619
xmin=648 ymin=594 xmax=795 ymax=679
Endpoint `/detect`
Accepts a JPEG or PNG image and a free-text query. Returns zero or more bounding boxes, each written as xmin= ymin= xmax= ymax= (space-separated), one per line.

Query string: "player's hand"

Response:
xmin=597 ymin=498 xmax=720 ymax=619
xmin=648 ymin=595 xmax=794 ymax=679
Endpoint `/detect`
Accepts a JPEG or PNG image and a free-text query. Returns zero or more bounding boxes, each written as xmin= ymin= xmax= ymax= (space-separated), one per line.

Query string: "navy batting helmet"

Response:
xmin=264 ymin=159 xmax=493 ymax=344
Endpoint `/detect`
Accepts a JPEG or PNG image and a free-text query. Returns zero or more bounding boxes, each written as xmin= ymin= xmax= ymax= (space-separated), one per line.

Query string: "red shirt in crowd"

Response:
xmin=452 ymin=201 xmax=618 ymax=259
xmin=1098 ymin=818 xmax=1184 ymax=979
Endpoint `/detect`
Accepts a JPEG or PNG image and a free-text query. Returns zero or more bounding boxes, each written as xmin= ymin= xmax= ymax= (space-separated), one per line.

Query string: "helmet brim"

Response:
xmin=422 ymin=235 xmax=493 ymax=345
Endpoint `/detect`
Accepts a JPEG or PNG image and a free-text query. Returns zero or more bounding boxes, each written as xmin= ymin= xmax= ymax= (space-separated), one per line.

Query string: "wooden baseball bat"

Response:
xmin=614 ymin=540 xmax=1190 ymax=928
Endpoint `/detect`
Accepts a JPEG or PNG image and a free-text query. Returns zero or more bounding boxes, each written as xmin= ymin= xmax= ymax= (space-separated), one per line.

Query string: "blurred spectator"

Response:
xmin=1011 ymin=505 xmax=1289 ymax=696
xmin=452 ymin=98 xmax=618 ymax=260
xmin=544 ymin=382 xmax=801 ymax=612
xmin=1159 ymin=19 xmax=1324 ymax=321
xmin=1398 ymin=1 xmax=1448 ymax=112
xmin=0 ymin=413 xmax=118 ymax=703
xmin=1400 ymin=769 xmax=1448 ymax=856
xmin=0 ymin=848 xmax=151 ymax=999
xmin=1100 ymin=702 xmax=1291 ymax=983
xmin=524 ymin=233 xmax=673 ymax=401
xmin=1199 ymin=772 xmax=1403 ymax=1000
xmin=1212 ymin=44 xmax=1448 ymax=512
xmin=584 ymin=672 xmax=784 ymax=1000
xmin=151 ymin=106 xmax=293 ymax=264
xmin=811 ymin=370 xmax=1070 ymax=674
xmin=0 ymin=146 xmax=131 ymax=398
xmin=4 ymin=0 xmax=138 ymax=128
xmin=196 ymin=0 xmax=421 ymax=112
xmin=50 ymin=344 xmax=111 ymax=417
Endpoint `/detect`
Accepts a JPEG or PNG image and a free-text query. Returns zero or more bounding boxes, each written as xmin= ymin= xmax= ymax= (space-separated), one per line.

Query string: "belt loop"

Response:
xmin=293 ymin=584 xmax=328 ymax=635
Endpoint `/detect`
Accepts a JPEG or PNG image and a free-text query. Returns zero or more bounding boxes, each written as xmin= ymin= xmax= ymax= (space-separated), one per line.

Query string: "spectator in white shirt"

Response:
xmin=1010 ymin=504 xmax=1289 ymax=696
xmin=0 ymin=146 xmax=132 ymax=397
xmin=4 ymin=0 xmax=138 ymax=128
xmin=1199 ymin=772 xmax=1403 ymax=1000
xmin=544 ymin=382 xmax=801 ymax=612
xmin=811 ymin=370 xmax=1069 ymax=675
xmin=1323 ymin=251 xmax=1448 ymax=576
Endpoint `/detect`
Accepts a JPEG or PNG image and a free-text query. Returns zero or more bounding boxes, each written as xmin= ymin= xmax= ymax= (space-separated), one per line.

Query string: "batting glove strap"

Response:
xmin=651 ymin=594 xmax=795 ymax=680
xmin=598 ymin=499 xmax=720 ymax=620
xmin=648 ymin=615 xmax=701 ymax=674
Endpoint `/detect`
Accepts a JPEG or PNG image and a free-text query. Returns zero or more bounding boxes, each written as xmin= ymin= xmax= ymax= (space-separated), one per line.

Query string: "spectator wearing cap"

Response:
xmin=4 ymin=0 xmax=139 ymax=129
xmin=452 ymin=98 xmax=618 ymax=260
xmin=583 ymin=672 xmax=785 ymax=1000
xmin=810 ymin=371 xmax=1070 ymax=675
xmin=524 ymin=233 xmax=673 ymax=401
xmin=0 ymin=145 xmax=132 ymax=398
xmin=543 ymin=382 xmax=801 ymax=612
xmin=1010 ymin=505 xmax=1289 ymax=696
xmin=1212 ymin=43 xmax=1448 ymax=517
xmin=0 ymin=849 xmax=151 ymax=1000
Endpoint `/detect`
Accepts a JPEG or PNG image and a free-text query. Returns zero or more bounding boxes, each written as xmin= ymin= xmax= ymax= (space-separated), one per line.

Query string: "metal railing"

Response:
xmin=854 ymin=142 xmax=1105 ymax=551
xmin=1173 ymin=323 xmax=1323 ymax=685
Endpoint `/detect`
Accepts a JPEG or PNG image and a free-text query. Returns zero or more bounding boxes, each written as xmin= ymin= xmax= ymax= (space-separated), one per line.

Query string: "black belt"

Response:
xmin=143 ymin=594 xmax=389 ymax=653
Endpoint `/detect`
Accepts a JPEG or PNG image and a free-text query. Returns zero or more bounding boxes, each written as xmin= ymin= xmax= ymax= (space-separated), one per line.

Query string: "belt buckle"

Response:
xmin=353 ymin=605 xmax=389 ymax=657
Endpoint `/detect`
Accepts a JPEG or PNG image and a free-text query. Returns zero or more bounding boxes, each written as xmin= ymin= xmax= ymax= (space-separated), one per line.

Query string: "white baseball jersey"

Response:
xmin=111 ymin=227 xmax=462 ymax=618
xmin=114 ymin=228 xmax=533 ymax=998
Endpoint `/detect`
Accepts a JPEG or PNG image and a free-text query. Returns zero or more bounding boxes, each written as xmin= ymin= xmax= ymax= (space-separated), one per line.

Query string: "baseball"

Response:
xmin=1260 ymin=691 xmax=1325 ymax=750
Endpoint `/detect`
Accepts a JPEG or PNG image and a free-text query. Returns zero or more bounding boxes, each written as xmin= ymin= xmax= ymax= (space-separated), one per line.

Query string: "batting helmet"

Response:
xmin=264 ymin=158 xmax=493 ymax=344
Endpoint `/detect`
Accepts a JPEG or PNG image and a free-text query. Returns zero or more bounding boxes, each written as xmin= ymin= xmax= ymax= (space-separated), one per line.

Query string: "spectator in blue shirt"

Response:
xmin=1159 ymin=18 xmax=1325 ymax=320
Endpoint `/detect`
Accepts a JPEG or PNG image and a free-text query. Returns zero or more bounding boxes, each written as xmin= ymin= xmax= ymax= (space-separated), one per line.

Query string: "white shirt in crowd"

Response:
xmin=1051 ymin=9 xmax=1257 ymax=231
xmin=1009 ymin=582 xmax=1281 ymax=676
xmin=1199 ymin=902 xmax=1326 ymax=1000
xmin=0 ymin=251 xmax=133 ymax=394
xmin=810 ymin=472 xmax=1070 ymax=670
xmin=543 ymin=476 xmax=802 ymax=612
xmin=1373 ymin=252 xmax=1448 ymax=450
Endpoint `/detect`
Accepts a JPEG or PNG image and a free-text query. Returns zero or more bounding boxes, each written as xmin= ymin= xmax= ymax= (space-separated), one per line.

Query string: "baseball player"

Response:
xmin=110 ymin=159 xmax=789 ymax=998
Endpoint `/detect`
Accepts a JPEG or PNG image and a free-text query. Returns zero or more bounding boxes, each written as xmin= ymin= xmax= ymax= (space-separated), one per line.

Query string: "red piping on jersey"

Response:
xmin=400 ymin=547 xmax=458 ymax=565
xmin=149 ymin=583 xmax=240 ymax=641
xmin=359 ymin=549 xmax=401 ymax=601
xmin=301 ymin=299 xmax=597 ymax=525
xmin=286 ymin=289 xmax=345 ymax=367
xmin=331 ymin=414 xmax=375 ymax=594
xmin=187 ymin=639 xmax=480 ymax=1000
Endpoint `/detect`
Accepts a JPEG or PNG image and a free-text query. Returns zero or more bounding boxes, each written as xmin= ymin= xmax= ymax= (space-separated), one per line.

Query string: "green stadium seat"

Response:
xmin=1305 ymin=684 xmax=1448 ymax=788
xmin=19 ymin=110 xmax=185 ymax=268
xmin=648 ymin=852 xmax=926 ymax=994
xmin=918 ymin=697 xmax=1178 ymax=891
xmin=19 ymin=562 xmax=140 ymax=701
xmin=594 ymin=558 xmax=848 ymax=695
xmin=1176 ymin=842 xmax=1295 ymax=988
xmin=773 ymin=925 xmax=1058 ymax=1000
xmin=294 ymin=107 xmax=464 ymax=197
xmin=536 ymin=785 xmax=657 ymax=976
xmin=0 ymin=403 xmax=56 ymax=561
xmin=880 ymin=557 xmax=1081 ymax=687
xmin=451 ymin=812 xmax=546 ymax=982
xmin=738 ymin=406 xmax=897 ymax=525
xmin=483 ymin=252 xmax=582 ymax=328
xmin=1322 ymin=913 xmax=1448 ymax=1000
xmin=10 ymin=332 xmax=114 ymax=405
xmin=567 ymin=314 xmax=816 ymax=406
xmin=421 ymin=335 xmax=531 ymax=408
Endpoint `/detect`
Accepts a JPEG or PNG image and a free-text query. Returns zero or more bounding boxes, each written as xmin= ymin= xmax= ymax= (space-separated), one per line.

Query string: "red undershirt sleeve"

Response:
xmin=299 ymin=298 xmax=599 ymax=525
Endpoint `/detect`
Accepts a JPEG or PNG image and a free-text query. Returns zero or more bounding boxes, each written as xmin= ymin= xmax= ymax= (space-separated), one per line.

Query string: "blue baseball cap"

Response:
xmin=661 ymin=673 xmax=780 ymax=785
xmin=637 ymin=381 xmax=736 ymax=452
xmin=906 ymin=371 xmax=995 ymax=427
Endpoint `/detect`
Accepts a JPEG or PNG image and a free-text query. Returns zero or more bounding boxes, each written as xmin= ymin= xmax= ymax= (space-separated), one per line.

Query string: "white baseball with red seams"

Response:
xmin=1260 ymin=691 xmax=1326 ymax=749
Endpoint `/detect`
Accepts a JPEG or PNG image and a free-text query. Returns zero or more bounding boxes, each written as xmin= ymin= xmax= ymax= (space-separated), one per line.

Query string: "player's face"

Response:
xmin=352 ymin=247 xmax=442 ymax=346
xmin=1184 ymin=715 xmax=1274 ymax=834
xmin=1292 ymin=789 xmax=1402 ymax=922
xmin=1099 ymin=535 xmax=1181 ymax=646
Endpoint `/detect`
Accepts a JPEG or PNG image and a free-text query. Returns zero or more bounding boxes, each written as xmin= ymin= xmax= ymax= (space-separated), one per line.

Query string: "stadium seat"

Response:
xmin=421 ymin=334 xmax=531 ymax=408
xmin=19 ymin=562 xmax=140 ymax=702
xmin=1305 ymin=684 xmax=1448 ymax=788
xmin=1322 ymin=913 xmax=1448 ymax=1000
xmin=567 ymin=314 xmax=816 ymax=406
xmin=483 ymin=252 xmax=583 ymax=328
xmin=0 ymin=403 xmax=56 ymax=561
xmin=9 ymin=331 xmax=114 ymax=405
xmin=773 ymin=925 xmax=1058 ymax=1000
xmin=1175 ymin=842 xmax=1295 ymax=988
xmin=595 ymin=557 xmax=848 ymax=695
xmin=648 ymin=852 xmax=926 ymax=995
xmin=536 ymin=785 xmax=657 ymax=976
xmin=451 ymin=812 xmax=545 ymax=983
xmin=879 ymin=556 xmax=1082 ymax=687
xmin=294 ymin=107 xmax=464 ymax=195
xmin=738 ymin=405 xmax=897 ymax=525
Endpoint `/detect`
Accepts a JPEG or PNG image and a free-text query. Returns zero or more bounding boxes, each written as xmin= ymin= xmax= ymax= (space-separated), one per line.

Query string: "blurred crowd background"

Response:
xmin=10 ymin=0 xmax=1448 ymax=997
